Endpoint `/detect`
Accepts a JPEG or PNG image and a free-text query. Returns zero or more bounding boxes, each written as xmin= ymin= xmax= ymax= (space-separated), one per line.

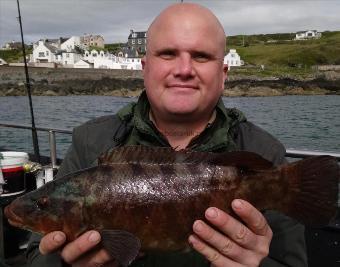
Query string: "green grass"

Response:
xmin=228 ymin=31 xmax=340 ymax=68
xmin=0 ymin=48 xmax=32 ymax=63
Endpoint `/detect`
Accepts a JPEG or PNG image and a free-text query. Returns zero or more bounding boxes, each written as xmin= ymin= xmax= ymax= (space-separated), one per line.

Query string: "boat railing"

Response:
xmin=1 ymin=122 xmax=340 ymax=162
xmin=0 ymin=122 xmax=72 ymax=169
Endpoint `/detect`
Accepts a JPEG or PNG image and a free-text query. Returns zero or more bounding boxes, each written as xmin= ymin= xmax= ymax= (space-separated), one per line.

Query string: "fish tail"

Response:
xmin=283 ymin=156 xmax=339 ymax=226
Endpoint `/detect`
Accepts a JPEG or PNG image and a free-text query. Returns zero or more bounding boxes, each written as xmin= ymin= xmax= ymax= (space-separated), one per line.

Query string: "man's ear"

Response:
xmin=223 ymin=64 xmax=228 ymax=82
xmin=141 ymin=56 xmax=146 ymax=70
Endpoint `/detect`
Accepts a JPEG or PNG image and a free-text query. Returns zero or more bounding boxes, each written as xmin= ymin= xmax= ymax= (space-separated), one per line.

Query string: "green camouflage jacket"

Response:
xmin=27 ymin=91 xmax=307 ymax=267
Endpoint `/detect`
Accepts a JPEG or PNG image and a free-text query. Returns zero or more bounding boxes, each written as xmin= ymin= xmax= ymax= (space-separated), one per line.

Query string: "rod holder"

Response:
xmin=48 ymin=130 xmax=57 ymax=169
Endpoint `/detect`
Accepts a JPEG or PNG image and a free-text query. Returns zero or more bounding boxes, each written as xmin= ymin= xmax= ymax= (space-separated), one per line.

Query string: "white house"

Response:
xmin=83 ymin=49 xmax=142 ymax=70
xmin=31 ymin=37 xmax=83 ymax=67
xmin=74 ymin=59 xmax=93 ymax=68
xmin=83 ymin=49 xmax=100 ymax=63
xmin=32 ymin=40 xmax=57 ymax=63
xmin=224 ymin=49 xmax=243 ymax=70
xmin=295 ymin=30 xmax=321 ymax=40
xmin=60 ymin=36 xmax=81 ymax=52
xmin=0 ymin=57 xmax=8 ymax=65
xmin=61 ymin=51 xmax=82 ymax=67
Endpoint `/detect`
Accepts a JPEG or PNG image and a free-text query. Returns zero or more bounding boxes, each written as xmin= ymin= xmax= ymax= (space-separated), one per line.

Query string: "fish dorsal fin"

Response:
xmin=98 ymin=146 xmax=273 ymax=170
xmin=207 ymin=151 xmax=274 ymax=170
xmin=100 ymin=229 xmax=141 ymax=267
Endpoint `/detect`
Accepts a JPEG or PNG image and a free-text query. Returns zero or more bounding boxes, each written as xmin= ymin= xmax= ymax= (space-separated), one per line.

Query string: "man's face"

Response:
xmin=142 ymin=12 xmax=227 ymax=121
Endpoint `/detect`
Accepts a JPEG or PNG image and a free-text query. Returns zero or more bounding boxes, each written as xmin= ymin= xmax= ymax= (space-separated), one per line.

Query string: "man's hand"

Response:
xmin=39 ymin=230 xmax=117 ymax=267
xmin=189 ymin=199 xmax=273 ymax=267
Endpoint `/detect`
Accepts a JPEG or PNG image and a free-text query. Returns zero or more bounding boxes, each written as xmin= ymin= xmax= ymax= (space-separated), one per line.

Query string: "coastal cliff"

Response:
xmin=1 ymin=66 xmax=339 ymax=97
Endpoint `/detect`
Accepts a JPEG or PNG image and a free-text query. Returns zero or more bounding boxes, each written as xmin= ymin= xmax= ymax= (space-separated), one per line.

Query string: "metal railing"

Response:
xmin=1 ymin=121 xmax=340 ymax=163
xmin=0 ymin=122 xmax=72 ymax=169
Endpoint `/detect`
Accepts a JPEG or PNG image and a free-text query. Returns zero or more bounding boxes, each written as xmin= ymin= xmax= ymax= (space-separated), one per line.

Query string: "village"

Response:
xmin=0 ymin=29 xmax=323 ymax=70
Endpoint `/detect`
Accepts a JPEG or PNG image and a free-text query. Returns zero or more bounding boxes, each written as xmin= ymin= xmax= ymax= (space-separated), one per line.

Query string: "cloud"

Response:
xmin=0 ymin=0 xmax=339 ymax=45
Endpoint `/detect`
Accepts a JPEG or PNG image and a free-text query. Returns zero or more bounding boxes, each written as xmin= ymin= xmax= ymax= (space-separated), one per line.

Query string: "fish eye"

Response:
xmin=36 ymin=196 xmax=50 ymax=210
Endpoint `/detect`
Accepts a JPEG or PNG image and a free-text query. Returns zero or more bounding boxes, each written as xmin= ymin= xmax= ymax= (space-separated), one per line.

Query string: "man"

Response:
xmin=27 ymin=3 xmax=307 ymax=267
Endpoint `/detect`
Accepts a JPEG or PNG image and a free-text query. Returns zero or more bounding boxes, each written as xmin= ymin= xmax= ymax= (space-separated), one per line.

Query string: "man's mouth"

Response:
xmin=167 ymin=84 xmax=198 ymax=90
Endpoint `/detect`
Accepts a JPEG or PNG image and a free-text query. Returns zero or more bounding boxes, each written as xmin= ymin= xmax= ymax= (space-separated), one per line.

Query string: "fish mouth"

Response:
xmin=4 ymin=205 xmax=24 ymax=228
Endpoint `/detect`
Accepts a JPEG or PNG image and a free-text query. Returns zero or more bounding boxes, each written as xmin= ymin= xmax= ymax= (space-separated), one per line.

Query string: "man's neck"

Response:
xmin=149 ymin=110 xmax=216 ymax=150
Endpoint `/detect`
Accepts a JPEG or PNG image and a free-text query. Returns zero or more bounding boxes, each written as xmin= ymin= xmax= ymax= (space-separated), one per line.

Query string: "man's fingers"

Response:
xmin=39 ymin=231 xmax=66 ymax=255
xmin=204 ymin=206 xmax=258 ymax=249
xmin=188 ymin=234 xmax=239 ymax=267
xmin=232 ymin=199 xmax=272 ymax=238
xmin=192 ymin=220 xmax=246 ymax=261
xmin=61 ymin=230 xmax=101 ymax=264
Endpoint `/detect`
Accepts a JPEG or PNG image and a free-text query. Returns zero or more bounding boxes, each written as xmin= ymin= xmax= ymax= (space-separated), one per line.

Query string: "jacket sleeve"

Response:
xmin=261 ymin=211 xmax=307 ymax=267
xmin=234 ymin=121 xmax=307 ymax=267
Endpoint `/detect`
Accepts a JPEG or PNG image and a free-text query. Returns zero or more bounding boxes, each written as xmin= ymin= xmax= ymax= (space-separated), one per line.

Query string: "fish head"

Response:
xmin=4 ymin=179 xmax=87 ymax=240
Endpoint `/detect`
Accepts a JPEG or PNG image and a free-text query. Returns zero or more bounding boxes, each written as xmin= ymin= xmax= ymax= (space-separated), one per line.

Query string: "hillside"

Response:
xmin=227 ymin=31 xmax=340 ymax=67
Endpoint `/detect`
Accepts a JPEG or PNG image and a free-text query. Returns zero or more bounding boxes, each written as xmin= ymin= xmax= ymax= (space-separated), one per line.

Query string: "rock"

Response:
xmin=44 ymin=90 xmax=59 ymax=96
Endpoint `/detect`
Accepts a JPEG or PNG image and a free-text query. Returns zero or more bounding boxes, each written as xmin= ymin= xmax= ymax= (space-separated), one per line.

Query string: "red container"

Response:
xmin=0 ymin=152 xmax=28 ymax=197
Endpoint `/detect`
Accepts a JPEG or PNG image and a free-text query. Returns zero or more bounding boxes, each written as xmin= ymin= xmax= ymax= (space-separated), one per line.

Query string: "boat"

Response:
xmin=0 ymin=122 xmax=339 ymax=267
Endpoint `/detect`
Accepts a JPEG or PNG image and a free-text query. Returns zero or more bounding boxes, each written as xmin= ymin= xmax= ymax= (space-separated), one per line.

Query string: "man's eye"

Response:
xmin=158 ymin=51 xmax=176 ymax=60
xmin=193 ymin=53 xmax=210 ymax=63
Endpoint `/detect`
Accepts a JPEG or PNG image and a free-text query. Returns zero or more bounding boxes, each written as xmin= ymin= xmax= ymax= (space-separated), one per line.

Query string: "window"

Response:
xmin=132 ymin=40 xmax=135 ymax=44
xmin=39 ymin=52 xmax=45 ymax=57
xmin=132 ymin=33 xmax=137 ymax=38
xmin=46 ymin=51 xmax=49 ymax=56
xmin=138 ymin=39 xmax=142 ymax=44
xmin=66 ymin=53 xmax=70 ymax=58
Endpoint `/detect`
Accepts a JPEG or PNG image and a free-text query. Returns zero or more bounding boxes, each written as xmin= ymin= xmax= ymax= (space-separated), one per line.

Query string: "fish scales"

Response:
xmin=82 ymin=162 xmax=234 ymax=250
xmin=4 ymin=146 xmax=339 ymax=265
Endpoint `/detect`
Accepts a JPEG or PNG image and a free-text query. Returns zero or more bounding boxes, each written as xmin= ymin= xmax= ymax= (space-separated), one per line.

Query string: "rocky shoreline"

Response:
xmin=1 ymin=66 xmax=340 ymax=97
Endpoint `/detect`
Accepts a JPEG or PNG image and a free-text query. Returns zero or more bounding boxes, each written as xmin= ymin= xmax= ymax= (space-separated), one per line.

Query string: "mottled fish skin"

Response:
xmin=4 ymin=146 xmax=339 ymax=252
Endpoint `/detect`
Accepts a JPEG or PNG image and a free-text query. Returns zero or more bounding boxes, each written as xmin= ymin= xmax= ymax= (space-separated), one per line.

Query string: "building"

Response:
xmin=295 ymin=30 xmax=322 ymax=40
xmin=117 ymin=47 xmax=139 ymax=58
xmin=31 ymin=37 xmax=82 ymax=67
xmin=83 ymin=49 xmax=142 ymax=70
xmin=81 ymin=34 xmax=105 ymax=49
xmin=1 ymin=41 xmax=22 ymax=50
xmin=32 ymin=40 xmax=58 ymax=63
xmin=61 ymin=36 xmax=81 ymax=52
xmin=74 ymin=59 xmax=93 ymax=68
xmin=0 ymin=58 xmax=8 ymax=65
xmin=127 ymin=30 xmax=147 ymax=54
xmin=224 ymin=49 xmax=243 ymax=70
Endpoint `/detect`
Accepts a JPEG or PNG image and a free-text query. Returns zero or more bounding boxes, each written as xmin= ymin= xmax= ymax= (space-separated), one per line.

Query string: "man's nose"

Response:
xmin=173 ymin=54 xmax=195 ymax=78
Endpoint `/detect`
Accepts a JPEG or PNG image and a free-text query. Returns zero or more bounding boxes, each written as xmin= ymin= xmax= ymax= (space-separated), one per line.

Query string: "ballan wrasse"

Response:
xmin=5 ymin=146 xmax=339 ymax=266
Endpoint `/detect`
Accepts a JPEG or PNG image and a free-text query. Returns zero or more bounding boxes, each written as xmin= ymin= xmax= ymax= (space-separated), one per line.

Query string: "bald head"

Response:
xmin=147 ymin=3 xmax=226 ymax=57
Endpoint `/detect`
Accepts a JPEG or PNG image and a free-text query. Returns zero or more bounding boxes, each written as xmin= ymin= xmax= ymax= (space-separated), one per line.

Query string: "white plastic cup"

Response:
xmin=0 ymin=151 xmax=29 ymax=197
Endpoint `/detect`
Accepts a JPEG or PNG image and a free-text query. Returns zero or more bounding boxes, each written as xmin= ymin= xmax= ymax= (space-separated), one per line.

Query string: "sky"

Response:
xmin=0 ymin=0 xmax=340 ymax=46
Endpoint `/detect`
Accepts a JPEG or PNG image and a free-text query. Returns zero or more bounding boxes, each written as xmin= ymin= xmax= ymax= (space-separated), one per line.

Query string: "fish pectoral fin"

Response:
xmin=100 ymin=229 xmax=141 ymax=267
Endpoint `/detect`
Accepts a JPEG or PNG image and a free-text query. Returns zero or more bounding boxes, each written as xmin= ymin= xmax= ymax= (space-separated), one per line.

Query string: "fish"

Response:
xmin=4 ymin=145 xmax=340 ymax=266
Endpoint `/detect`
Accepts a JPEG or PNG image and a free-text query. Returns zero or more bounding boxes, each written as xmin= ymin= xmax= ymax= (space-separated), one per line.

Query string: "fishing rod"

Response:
xmin=16 ymin=0 xmax=41 ymax=163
